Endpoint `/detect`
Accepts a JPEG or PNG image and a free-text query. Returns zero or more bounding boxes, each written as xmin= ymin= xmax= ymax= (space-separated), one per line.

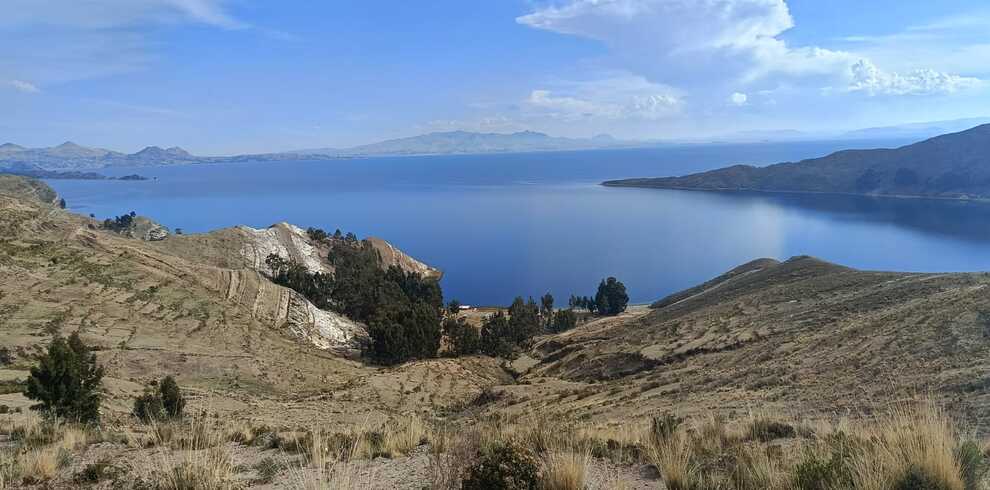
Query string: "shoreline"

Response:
xmin=600 ymin=181 xmax=990 ymax=204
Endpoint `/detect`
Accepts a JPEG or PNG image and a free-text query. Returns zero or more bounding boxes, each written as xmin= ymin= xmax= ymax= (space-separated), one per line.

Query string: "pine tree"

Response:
xmin=24 ymin=332 xmax=104 ymax=423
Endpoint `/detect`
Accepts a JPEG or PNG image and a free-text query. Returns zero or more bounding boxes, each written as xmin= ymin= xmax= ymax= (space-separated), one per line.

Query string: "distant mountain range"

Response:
xmin=0 ymin=131 xmax=632 ymax=171
xmin=297 ymin=130 xmax=629 ymax=156
xmin=4 ymin=118 xmax=989 ymax=172
xmin=0 ymin=141 xmax=344 ymax=171
xmin=604 ymin=124 xmax=990 ymax=200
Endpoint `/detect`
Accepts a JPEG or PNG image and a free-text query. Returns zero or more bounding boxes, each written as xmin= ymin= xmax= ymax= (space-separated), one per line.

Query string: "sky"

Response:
xmin=1 ymin=0 xmax=989 ymax=154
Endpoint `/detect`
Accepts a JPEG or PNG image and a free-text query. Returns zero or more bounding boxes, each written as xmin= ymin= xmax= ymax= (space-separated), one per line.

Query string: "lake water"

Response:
xmin=46 ymin=139 xmax=990 ymax=306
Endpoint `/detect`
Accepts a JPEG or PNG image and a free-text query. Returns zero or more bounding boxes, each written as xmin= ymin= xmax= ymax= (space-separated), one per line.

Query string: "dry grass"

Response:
xmin=542 ymin=443 xmax=591 ymax=490
xmin=16 ymin=447 xmax=61 ymax=484
xmin=849 ymin=402 xmax=966 ymax=490
xmin=136 ymin=417 xmax=238 ymax=489
xmin=640 ymin=401 xmax=987 ymax=490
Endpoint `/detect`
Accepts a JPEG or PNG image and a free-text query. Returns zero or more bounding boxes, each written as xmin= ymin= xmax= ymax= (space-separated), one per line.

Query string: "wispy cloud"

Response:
xmin=525 ymin=74 xmax=682 ymax=121
xmin=8 ymin=80 xmax=40 ymax=93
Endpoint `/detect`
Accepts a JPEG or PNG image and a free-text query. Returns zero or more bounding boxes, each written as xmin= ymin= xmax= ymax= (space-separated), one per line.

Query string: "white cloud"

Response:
xmin=8 ymin=80 xmax=40 ymax=94
xmin=847 ymin=60 xmax=982 ymax=96
xmin=729 ymin=92 xmax=748 ymax=106
xmin=525 ymin=74 xmax=682 ymax=120
xmin=517 ymin=0 xmax=981 ymax=98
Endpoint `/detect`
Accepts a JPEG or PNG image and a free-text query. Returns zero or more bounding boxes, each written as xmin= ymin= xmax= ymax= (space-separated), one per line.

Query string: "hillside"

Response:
xmin=2 ymin=177 xmax=990 ymax=487
xmin=604 ymin=123 xmax=990 ymax=199
xmin=0 ymin=179 xmax=494 ymax=430
xmin=489 ymin=256 xmax=990 ymax=427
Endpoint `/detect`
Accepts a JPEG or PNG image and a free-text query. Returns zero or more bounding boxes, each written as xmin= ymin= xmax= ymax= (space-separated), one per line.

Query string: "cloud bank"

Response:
xmin=516 ymin=0 xmax=984 ymax=129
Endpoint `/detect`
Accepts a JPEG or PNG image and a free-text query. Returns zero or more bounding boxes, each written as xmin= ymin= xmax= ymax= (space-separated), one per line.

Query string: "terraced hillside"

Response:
xmin=0 ymin=176 xmax=496 ymax=427
xmin=490 ymin=257 xmax=990 ymax=427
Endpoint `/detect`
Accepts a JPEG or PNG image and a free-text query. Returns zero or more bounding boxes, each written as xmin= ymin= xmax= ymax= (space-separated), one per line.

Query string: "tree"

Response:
xmin=540 ymin=293 xmax=554 ymax=317
xmin=508 ymin=297 xmax=541 ymax=341
xmin=480 ymin=311 xmax=515 ymax=358
xmin=594 ymin=277 xmax=629 ymax=316
xmin=443 ymin=317 xmax=480 ymax=356
xmin=447 ymin=299 xmax=462 ymax=316
xmin=24 ymin=332 xmax=104 ymax=423
xmin=550 ymin=309 xmax=578 ymax=333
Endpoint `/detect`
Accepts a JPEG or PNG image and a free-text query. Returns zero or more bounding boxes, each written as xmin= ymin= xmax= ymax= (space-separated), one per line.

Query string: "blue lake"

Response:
xmin=46 ymin=139 xmax=990 ymax=306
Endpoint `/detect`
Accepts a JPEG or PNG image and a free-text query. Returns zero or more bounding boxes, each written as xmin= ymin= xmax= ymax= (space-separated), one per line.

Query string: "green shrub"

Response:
xmin=462 ymin=442 xmax=541 ymax=490
xmin=893 ymin=465 xmax=948 ymax=490
xmin=23 ymin=332 xmax=104 ymax=423
xmin=133 ymin=376 xmax=185 ymax=422
xmin=792 ymin=434 xmax=856 ymax=490
xmin=955 ymin=440 xmax=987 ymax=490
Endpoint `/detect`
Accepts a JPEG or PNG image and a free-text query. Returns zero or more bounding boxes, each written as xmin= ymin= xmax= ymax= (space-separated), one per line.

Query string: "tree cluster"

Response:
xmin=568 ymin=277 xmax=629 ymax=316
xmin=102 ymin=211 xmax=136 ymax=233
xmin=267 ymin=229 xmax=443 ymax=366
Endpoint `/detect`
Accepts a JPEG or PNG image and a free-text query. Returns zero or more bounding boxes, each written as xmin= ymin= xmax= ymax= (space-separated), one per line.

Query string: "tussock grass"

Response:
xmin=640 ymin=401 xmax=987 ymax=490
xmin=17 ymin=447 xmax=61 ymax=484
xmin=542 ymin=443 xmax=591 ymax=490
xmin=136 ymin=416 xmax=238 ymax=489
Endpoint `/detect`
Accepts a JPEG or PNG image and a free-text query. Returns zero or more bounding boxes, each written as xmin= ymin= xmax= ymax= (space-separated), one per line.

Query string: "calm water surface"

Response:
xmin=48 ymin=139 xmax=990 ymax=306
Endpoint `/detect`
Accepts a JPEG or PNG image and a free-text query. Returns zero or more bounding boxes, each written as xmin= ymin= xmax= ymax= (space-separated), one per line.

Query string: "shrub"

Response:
xmin=748 ymin=419 xmax=796 ymax=442
xmin=462 ymin=442 xmax=541 ymax=490
xmin=23 ymin=332 xmax=104 ymax=423
xmin=0 ymin=347 xmax=11 ymax=365
xmin=75 ymin=459 xmax=117 ymax=484
xmin=955 ymin=440 xmax=987 ymax=490
xmin=133 ymin=376 xmax=186 ymax=422
xmin=159 ymin=376 xmax=185 ymax=418
xmin=894 ymin=465 xmax=950 ymax=490
xmin=133 ymin=391 xmax=165 ymax=422
xmin=252 ymin=456 xmax=286 ymax=484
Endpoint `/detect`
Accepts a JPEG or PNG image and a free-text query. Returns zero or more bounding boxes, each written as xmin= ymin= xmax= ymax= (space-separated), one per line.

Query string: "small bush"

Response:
xmin=748 ymin=419 xmax=796 ymax=442
xmin=462 ymin=442 xmax=541 ymax=490
xmin=893 ymin=465 xmax=950 ymax=490
xmin=75 ymin=459 xmax=118 ymax=483
xmin=252 ymin=456 xmax=286 ymax=484
xmin=133 ymin=376 xmax=185 ymax=422
xmin=955 ymin=440 xmax=987 ymax=490
xmin=133 ymin=391 xmax=165 ymax=422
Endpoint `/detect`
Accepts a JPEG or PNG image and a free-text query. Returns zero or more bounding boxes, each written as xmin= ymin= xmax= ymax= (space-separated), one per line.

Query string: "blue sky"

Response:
xmin=2 ymin=0 xmax=988 ymax=154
